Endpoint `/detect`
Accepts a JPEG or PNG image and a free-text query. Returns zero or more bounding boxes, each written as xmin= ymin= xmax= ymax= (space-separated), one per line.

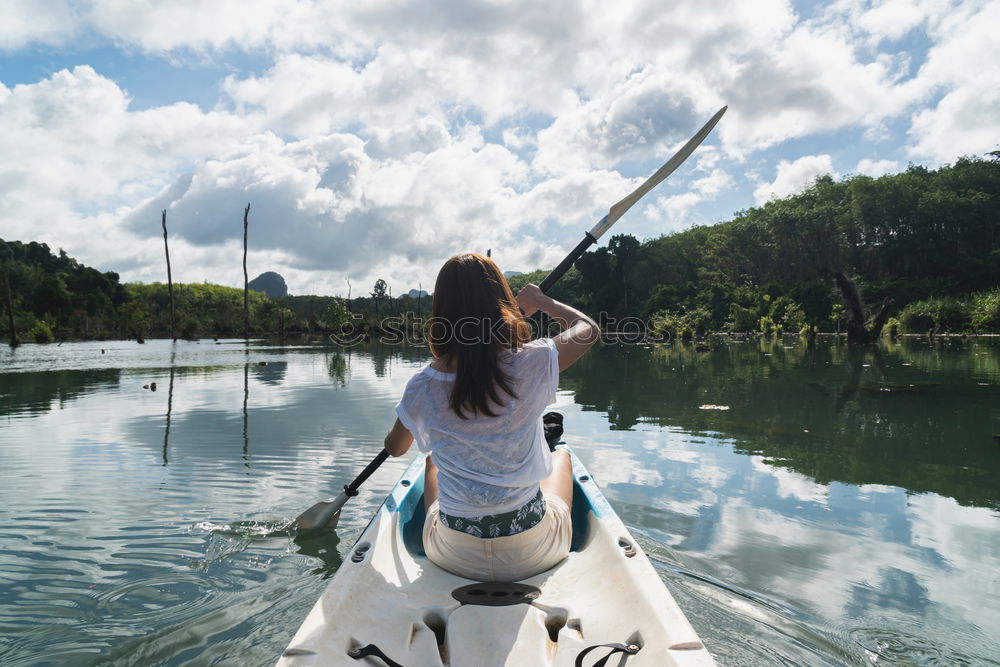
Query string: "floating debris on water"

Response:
xmin=862 ymin=383 xmax=942 ymax=393
xmin=699 ymin=404 xmax=730 ymax=410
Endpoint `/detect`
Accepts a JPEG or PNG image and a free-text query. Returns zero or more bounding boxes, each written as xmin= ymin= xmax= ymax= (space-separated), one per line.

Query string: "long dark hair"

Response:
xmin=429 ymin=254 xmax=531 ymax=418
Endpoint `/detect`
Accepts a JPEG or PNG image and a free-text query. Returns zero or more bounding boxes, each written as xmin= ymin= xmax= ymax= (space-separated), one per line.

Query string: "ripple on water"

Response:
xmin=92 ymin=574 xmax=221 ymax=625
xmin=850 ymin=626 xmax=998 ymax=666
xmin=89 ymin=583 xmax=308 ymax=667
xmin=641 ymin=542 xmax=864 ymax=665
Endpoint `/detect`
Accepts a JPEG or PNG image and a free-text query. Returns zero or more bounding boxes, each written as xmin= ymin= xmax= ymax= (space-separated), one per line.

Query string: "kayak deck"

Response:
xmin=278 ymin=447 xmax=714 ymax=666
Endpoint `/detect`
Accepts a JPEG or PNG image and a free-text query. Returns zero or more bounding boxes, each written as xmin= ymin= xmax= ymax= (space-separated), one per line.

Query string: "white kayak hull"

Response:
xmin=278 ymin=447 xmax=715 ymax=666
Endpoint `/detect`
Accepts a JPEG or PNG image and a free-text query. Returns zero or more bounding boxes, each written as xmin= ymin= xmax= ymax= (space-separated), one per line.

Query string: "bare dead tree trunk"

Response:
xmin=868 ymin=298 xmax=893 ymax=339
xmin=835 ymin=271 xmax=893 ymax=344
xmin=418 ymin=281 xmax=422 ymax=319
xmin=346 ymin=279 xmax=352 ymax=312
xmin=243 ymin=203 xmax=250 ymax=340
xmin=161 ymin=209 xmax=176 ymax=339
xmin=835 ymin=272 xmax=867 ymax=343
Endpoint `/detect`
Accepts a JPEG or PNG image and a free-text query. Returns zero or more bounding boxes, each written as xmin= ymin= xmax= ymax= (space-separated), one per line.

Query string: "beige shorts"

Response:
xmin=423 ymin=495 xmax=572 ymax=582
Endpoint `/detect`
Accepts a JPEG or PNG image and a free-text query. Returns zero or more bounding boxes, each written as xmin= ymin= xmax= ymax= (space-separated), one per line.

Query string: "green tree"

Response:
xmin=33 ymin=273 xmax=72 ymax=321
xmin=320 ymin=300 xmax=351 ymax=330
xmin=371 ymin=278 xmax=388 ymax=316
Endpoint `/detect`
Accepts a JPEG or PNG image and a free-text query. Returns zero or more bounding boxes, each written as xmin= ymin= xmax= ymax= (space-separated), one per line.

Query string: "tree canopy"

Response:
xmin=512 ymin=156 xmax=1000 ymax=335
xmin=4 ymin=155 xmax=999 ymax=342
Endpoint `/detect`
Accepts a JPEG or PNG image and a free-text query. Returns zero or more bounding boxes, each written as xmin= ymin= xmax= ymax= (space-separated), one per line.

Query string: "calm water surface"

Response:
xmin=1 ymin=336 xmax=998 ymax=665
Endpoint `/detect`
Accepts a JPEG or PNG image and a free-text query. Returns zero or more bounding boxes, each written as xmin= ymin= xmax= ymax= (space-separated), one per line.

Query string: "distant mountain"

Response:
xmin=401 ymin=288 xmax=429 ymax=299
xmin=503 ymin=270 xmax=523 ymax=278
xmin=248 ymin=272 xmax=288 ymax=298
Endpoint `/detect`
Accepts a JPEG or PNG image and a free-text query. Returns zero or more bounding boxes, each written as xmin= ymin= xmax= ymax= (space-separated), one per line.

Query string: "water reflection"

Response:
xmin=327 ymin=349 xmax=350 ymax=387
xmin=563 ymin=336 xmax=1000 ymax=510
xmin=251 ymin=360 xmax=287 ymax=386
xmin=557 ymin=336 xmax=1000 ymax=664
xmin=0 ymin=337 xmax=997 ymax=665
xmin=243 ymin=354 xmax=250 ymax=465
xmin=0 ymin=367 xmax=122 ymax=417
xmin=562 ymin=412 xmax=1000 ymax=664
xmin=0 ymin=339 xmax=422 ymax=666
xmin=292 ymin=531 xmax=344 ymax=580
xmin=163 ymin=362 xmax=175 ymax=466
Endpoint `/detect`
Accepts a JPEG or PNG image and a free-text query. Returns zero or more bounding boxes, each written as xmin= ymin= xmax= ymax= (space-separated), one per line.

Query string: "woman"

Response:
xmin=384 ymin=253 xmax=599 ymax=581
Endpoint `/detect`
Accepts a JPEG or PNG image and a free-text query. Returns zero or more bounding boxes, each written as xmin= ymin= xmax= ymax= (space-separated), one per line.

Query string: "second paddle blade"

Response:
xmin=291 ymin=501 xmax=342 ymax=532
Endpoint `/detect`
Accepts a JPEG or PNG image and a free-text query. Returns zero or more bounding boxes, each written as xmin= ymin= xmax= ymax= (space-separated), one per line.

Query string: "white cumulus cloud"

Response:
xmin=855 ymin=157 xmax=901 ymax=177
xmin=1 ymin=0 xmax=995 ymax=293
xmin=753 ymin=154 xmax=838 ymax=204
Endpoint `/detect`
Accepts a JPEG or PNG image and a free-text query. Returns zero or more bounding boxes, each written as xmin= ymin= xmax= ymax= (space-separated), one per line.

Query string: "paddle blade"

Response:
xmin=591 ymin=105 xmax=727 ymax=240
xmin=291 ymin=501 xmax=342 ymax=532
xmin=291 ymin=451 xmax=389 ymax=533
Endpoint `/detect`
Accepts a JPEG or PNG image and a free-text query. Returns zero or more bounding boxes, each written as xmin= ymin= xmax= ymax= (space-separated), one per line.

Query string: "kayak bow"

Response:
xmin=278 ymin=446 xmax=714 ymax=666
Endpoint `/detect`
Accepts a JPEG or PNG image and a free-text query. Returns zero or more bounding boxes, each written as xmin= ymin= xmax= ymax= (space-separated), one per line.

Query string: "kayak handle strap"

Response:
xmin=575 ymin=642 xmax=641 ymax=667
xmin=348 ymin=644 xmax=404 ymax=667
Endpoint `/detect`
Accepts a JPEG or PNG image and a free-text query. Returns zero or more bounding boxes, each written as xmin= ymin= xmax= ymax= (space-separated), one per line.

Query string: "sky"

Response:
xmin=1 ymin=0 xmax=998 ymax=297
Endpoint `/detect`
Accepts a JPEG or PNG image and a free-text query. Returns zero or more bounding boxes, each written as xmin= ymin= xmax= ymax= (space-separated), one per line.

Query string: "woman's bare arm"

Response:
xmin=384 ymin=418 xmax=414 ymax=457
xmin=516 ymin=284 xmax=600 ymax=371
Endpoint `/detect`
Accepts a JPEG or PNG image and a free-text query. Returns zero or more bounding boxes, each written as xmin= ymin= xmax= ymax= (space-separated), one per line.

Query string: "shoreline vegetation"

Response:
xmin=3 ymin=155 xmax=998 ymax=346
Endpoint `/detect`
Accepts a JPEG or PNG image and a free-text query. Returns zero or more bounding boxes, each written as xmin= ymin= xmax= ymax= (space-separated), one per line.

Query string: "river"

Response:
xmin=1 ymin=336 xmax=998 ymax=665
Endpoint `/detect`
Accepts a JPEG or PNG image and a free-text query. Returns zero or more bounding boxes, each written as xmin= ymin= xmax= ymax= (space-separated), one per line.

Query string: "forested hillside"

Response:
xmin=1 ymin=240 xmax=126 ymax=342
xmin=0 ymin=241 xmax=285 ymax=341
xmin=512 ymin=155 xmax=1000 ymax=336
xmin=4 ymin=156 xmax=999 ymax=344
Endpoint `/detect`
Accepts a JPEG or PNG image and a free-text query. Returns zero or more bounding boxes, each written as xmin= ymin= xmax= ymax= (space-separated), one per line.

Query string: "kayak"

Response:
xmin=278 ymin=447 xmax=715 ymax=666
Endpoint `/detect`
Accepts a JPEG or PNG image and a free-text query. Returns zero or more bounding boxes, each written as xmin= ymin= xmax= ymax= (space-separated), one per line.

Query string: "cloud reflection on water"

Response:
xmin=2 ymin=337 xmax=998 ymax=664
xmin=561 ymin=378 xmax=1000 ymax=664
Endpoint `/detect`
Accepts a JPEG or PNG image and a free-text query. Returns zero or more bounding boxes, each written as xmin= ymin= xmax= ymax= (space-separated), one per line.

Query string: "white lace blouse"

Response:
xmin=395 ymin=337 xmax=559 ymax=517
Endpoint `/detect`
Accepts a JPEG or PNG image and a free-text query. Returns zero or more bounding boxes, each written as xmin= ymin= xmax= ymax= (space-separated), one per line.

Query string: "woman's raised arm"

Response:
xmin=516 ymin=284 xmax=600 ymax=371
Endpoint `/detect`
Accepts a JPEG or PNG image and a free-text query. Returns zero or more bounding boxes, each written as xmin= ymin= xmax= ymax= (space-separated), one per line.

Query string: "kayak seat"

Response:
xmin=397 ymin=474 xmax=597 ymax=558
